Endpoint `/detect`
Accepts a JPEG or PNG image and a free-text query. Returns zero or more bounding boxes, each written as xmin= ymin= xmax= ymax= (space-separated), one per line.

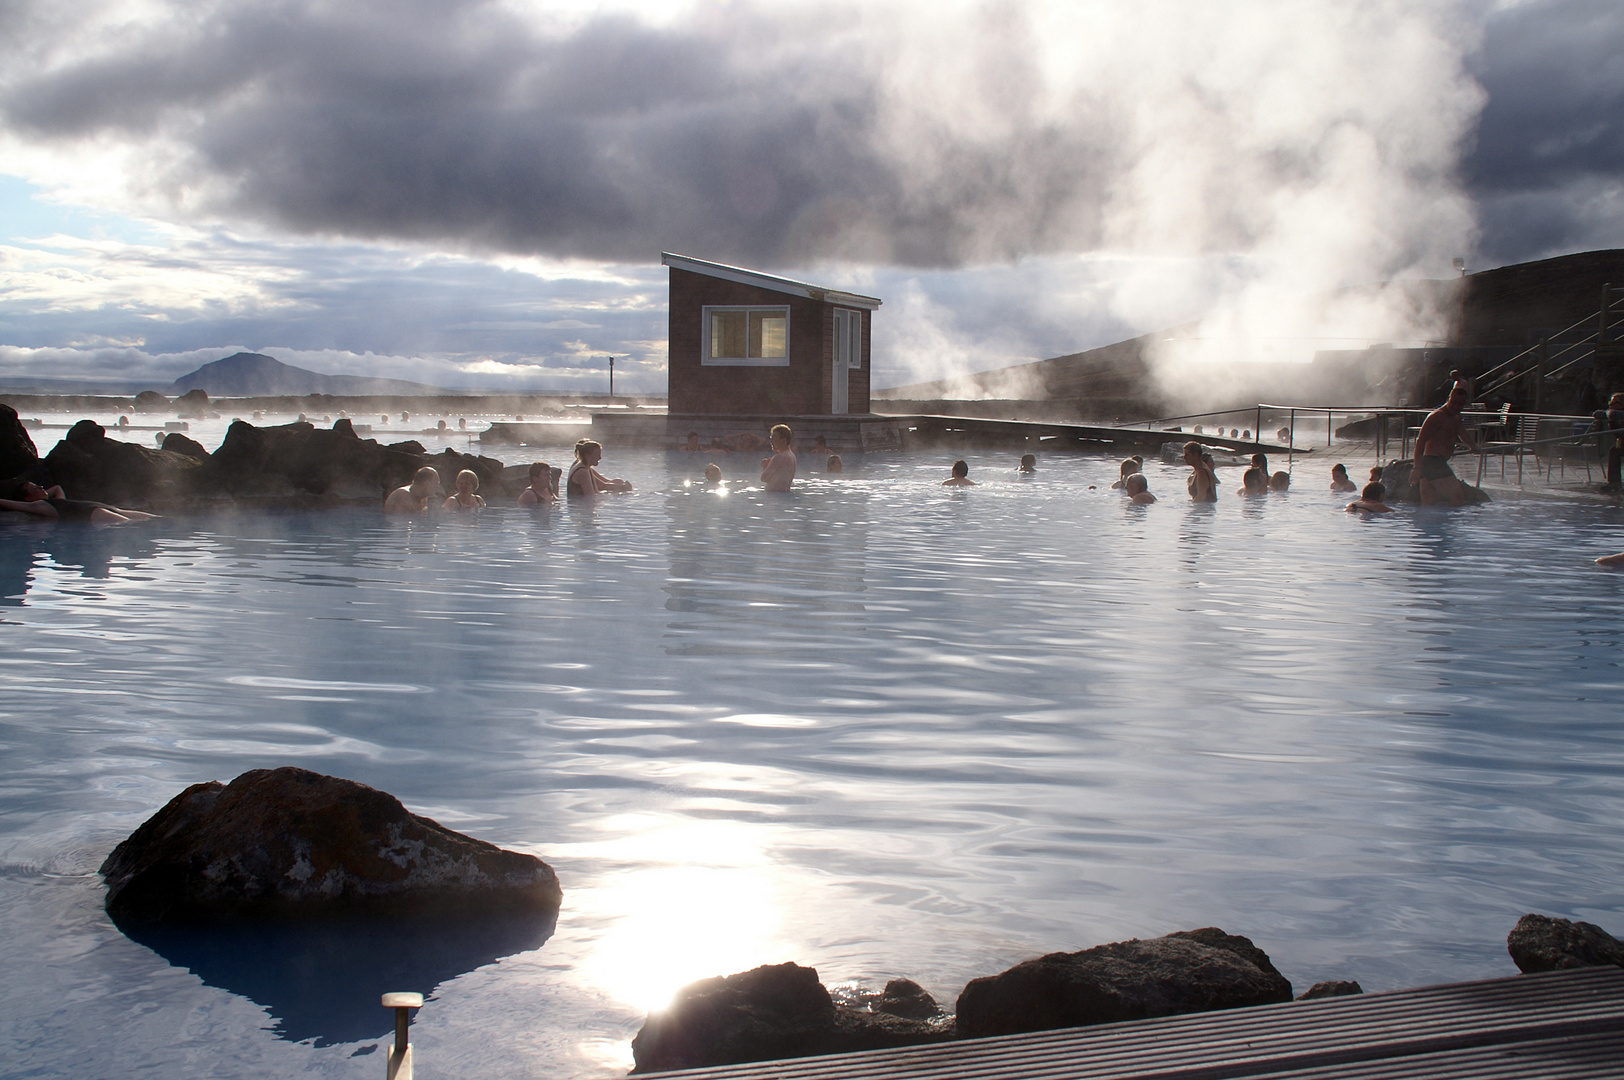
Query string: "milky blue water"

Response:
xmin=3 ymin=448 xmax=1624 ymax=1079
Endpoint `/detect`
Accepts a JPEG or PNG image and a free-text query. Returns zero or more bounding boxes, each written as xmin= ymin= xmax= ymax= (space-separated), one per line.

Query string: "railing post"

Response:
xmin=1535 ymin=338 xmax=1548 ymax=413
xmin=1288 ymin=408 xmax=1295 ymax=469
xmin=384 ymin=992 xmax=424 ymax=1080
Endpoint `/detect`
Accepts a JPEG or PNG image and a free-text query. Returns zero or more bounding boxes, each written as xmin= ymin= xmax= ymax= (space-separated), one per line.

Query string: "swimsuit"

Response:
xmin=1187 ymin=470 xmax=1217 ymax=502
xmin=567 ymin=462 xmax=591 ymax=498
xmin=1419 ymin=455 xmax=1456 ymax=481
xmin=45 ymin=498 xmax=116 ymax=522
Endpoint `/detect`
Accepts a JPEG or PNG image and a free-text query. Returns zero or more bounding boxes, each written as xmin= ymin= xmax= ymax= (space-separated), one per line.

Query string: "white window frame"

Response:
xmin=701 ymin=305 xmax=791 ymax=366
xmin=835 ymin=308 xmax=863 ymax=370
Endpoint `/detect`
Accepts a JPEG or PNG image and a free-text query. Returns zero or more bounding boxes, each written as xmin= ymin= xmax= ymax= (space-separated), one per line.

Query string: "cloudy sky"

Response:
xmin=0 ymin=0 xmax=1620 ymax=394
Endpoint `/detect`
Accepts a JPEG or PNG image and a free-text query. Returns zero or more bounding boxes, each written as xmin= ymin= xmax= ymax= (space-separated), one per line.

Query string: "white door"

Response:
xmin=832 ymin=309 xmax=860 ymax=415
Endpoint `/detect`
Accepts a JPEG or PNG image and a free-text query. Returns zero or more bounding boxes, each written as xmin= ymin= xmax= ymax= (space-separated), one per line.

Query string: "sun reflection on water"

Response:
xmin=568 ymin=815 xmax=799 ymax=1015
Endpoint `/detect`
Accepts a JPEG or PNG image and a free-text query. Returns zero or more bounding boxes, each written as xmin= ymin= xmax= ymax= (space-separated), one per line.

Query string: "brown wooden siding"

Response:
xmin=668 ymin=267 xmax=830 ymax=415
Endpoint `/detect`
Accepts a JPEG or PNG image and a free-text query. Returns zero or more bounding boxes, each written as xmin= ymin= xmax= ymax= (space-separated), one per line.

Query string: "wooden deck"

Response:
xmin=884 ymin=413 xmax=1299 ymax=456
xmin=633 ymin=967 xmax=1624 ymax=1079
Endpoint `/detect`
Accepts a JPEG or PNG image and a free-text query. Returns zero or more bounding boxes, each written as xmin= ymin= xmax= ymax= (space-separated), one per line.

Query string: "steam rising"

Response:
xmin=0 ymin=0 xmax=1493 ymax=399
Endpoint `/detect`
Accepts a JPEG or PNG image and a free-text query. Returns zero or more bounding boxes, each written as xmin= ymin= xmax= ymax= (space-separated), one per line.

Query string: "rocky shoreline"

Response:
xmin=2 ymin=402 xmax=527 ymax=510
xmin=631 ymin=913 xmax=1623 ymax=1073
xmin=99 ymin=768 xmax=1623 ymax=1074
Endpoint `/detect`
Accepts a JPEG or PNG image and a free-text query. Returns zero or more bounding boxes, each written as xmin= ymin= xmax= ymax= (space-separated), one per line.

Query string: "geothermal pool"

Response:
xmin=3 ymin=447 xmax=1623 ymax=1078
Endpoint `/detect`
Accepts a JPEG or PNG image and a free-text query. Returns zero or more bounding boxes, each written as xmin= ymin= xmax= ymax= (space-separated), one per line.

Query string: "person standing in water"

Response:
xmin=568 ymin=439 xmax=633 ymax=498
xmin=760 ymin=424 xmax=797 ymax=492
xmin=1330 ymin=463 xmax=1357 ymax=492
xmin=1184 ymin=442 xmax=1217 ymax=502
xmin=1240 ymin=453 xmax=1269 ymax=494
xmin=385 ymin=467 xmax=441 ymax=513
xmin=942 ymin=460 xmax=977 ymax=486
xmin=443 ymin=469 xmax=486 ymax=511
xmin=517 ymin=462 xmax=556 ymax=506
xmin=1409 ymin=382 xmax=1479 ymax=506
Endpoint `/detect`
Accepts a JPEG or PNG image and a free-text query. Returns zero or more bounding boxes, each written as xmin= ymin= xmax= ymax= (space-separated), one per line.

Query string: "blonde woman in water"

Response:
xmin=567 ymin=440 xmax=633 ymax=498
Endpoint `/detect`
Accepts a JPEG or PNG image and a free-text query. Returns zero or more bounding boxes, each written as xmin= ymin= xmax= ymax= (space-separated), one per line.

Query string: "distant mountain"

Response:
xmin=169 ymin=353 xmax=450 ymax=397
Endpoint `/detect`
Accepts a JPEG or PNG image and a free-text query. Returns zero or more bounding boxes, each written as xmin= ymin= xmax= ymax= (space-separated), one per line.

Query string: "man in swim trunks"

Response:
xmin=1409 ymin=382 xmax=1479 ymax=506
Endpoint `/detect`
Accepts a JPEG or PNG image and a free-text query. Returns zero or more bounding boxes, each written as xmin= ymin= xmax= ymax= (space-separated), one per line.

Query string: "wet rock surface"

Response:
xmin=876 ymin=977 xmax=941 ymax=1019
xmin=955 ymin=927 xmax=1293 ymax=1038
xmin=101 ymin=766 xmax=561 ymax=922
xmin=1507 ymin=914 xmax=1624 ymax=973
xmin=630 ymin=963 xmax=953 ymax=1074
xmin=1298 ymin=980 xmax=1363 ymax=1000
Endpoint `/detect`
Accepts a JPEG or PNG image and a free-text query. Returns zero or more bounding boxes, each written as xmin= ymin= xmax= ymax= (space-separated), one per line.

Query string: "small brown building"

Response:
xmin=662 ymin=252 xmax=881 ymax=416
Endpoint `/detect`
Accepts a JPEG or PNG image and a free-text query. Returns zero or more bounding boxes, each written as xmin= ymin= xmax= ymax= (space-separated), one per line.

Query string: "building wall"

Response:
xmin=669 ymin=268 xmax=831 ymax=415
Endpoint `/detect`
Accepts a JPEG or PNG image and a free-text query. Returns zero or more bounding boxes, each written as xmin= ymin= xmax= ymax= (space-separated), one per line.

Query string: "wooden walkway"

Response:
xmin=637 ymin=967 xmax=1624 ymax=1079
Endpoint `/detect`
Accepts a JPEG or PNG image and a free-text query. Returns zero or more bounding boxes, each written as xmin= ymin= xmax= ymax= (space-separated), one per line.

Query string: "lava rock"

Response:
xmin=202 ymin=420 xmax=420 ymax=505
xmin=876 ymin=977 xmax=941 ymax=1019
xmin=161 ymin=432 xmax=211 ymax=461
xmin=631 ymin=963 xmax=953 ymax=1074
xmin=44 ymin=419 xmax=203 ymax=507
xmin=0 ymin=403 xmax=40 ymax=479
xmin=1507 ymin=914 xmax=1624 ymax=973
xmin=955 ymin=928 xmax=1293 ymax=1038
xmin=134 ymin=390 xmax=170 ymax=412
xmin=175 ymin=388 xmax=211 ymax=418
xmin=100 ymin=766 xmax=562 ymax=922
xmin=1298 ymin=980 xmax=1363 ymax=1000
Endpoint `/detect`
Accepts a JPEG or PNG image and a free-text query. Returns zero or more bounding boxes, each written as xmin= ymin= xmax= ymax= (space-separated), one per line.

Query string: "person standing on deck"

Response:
xmin=1409 ymin=382 xmax=1480 ymax=506
xmin=760 ymin=424 xmax=797 ymax=492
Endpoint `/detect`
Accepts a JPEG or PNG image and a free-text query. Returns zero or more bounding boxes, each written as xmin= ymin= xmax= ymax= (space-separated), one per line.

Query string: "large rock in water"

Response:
xmin=1507 ymin=914 xmax=1624 ymax=973
xmin=955 ymin=928 xmax=1293 ymax=1038
xmin=44 ymin=420 xmax=203 ymax=507
xmin=100 ymin=767 xmax=561 ymax=922
xmin=200 ymin=419 xmax=508 ymax=505
xmin=0 ymin=403 xmax=40 ymax=479
xmin=630 ymin=963 xmax=953 ymax=1073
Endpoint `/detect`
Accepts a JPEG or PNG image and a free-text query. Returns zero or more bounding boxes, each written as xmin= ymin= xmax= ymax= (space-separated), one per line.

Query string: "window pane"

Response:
xmin=752 ymin=312 xmax=787 ymax=358
xmin=711 ymin=311 xmax=747 ymax=358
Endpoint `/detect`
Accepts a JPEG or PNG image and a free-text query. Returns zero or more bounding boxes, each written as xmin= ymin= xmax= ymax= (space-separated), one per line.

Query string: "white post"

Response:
xmin=383 ymin=992 xmax=423 ymax=1080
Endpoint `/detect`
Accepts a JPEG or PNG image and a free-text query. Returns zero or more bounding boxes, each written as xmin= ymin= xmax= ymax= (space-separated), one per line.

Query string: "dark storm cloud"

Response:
xmin=1464 ymin=0 xmax=1624 ymax=262
xmin=0 ymin=0 xmax=1112 ymax=268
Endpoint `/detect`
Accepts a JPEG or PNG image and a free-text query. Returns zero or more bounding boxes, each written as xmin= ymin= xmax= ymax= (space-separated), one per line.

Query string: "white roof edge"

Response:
xmin=661 ymin=252 xmax=882 ymax=309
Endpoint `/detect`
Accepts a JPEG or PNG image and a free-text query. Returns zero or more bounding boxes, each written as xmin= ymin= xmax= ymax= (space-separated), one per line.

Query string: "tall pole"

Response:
xmin=608 ymin=356 xmax=615 ymax=399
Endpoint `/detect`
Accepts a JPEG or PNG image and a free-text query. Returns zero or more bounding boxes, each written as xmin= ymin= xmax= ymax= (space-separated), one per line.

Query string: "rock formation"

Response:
xmin=875 ymin=977 xmax=941 ymax=1019
xmin=630 ymin=963 xmax=953 ymax=1074
xmin=0 ymin=403 xmax=40 ymax=480
xmin=955 ymin=928 xmax=1293 ymax=1038
xmin=44 ymin=420 xmax=204 ymax=507
xmin=1298 ymin=980 xmax=1363 ymax=1000
xmin=1507 ymin=914 xmax=1624 ymax=973
xmin=160 ymin=432 xmax=211 ymax=461
xmin=101 ymin=766 xmax=562 ymax=922
xmin=188 ymin=419 xmax=508 ymax=507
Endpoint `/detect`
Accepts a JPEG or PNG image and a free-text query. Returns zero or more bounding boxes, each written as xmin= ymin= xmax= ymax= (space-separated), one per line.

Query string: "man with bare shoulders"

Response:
xmin=1409 ymin=382 xmax=1479 ymax=506
xmin=760 ymin=424 xmax=797 ymax=492
xmin=385 ymin=467 xmax=441 ymax=513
